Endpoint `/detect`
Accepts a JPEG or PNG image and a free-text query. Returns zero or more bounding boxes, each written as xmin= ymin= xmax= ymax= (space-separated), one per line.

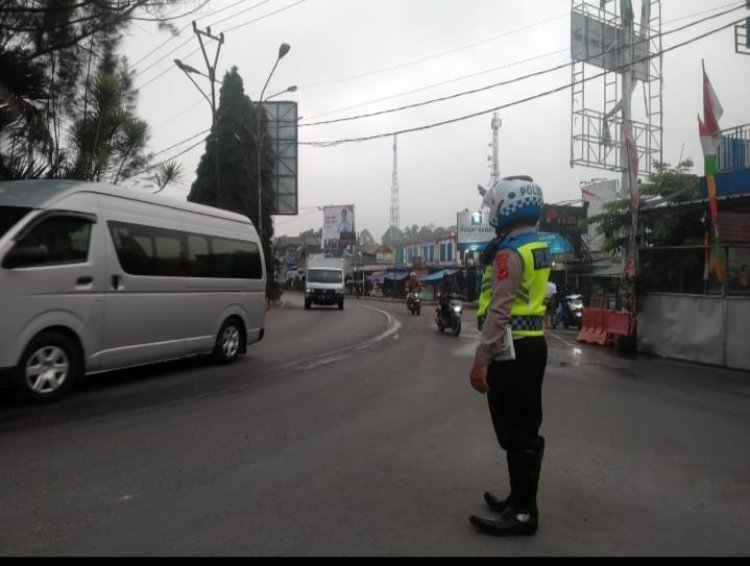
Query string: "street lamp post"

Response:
xmin=256 ymin=43 xmax=292 ymax=241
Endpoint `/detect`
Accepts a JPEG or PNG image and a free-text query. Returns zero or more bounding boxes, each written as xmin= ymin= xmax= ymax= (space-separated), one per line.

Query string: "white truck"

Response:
xmin=305 ymin=257 xmax=346 ymax=310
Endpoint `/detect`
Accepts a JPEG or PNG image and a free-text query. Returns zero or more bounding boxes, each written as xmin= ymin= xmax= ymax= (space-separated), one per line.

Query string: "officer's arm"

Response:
xmin=473 ymin=250 xmax=523 ymax=366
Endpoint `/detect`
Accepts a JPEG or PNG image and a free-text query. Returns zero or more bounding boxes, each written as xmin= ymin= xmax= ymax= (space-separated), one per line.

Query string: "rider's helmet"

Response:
xmin=409 ymin=271 xmax=416 ymax=278
xmin=481 ymin=175 xmax=544 ymax=232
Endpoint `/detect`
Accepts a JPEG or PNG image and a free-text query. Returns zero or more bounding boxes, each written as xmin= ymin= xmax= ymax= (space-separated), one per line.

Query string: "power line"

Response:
xmin=134 ymin=0 xmax=309 ymax=91
xmin=299 ymin=15 xmax=746 ymax=147
xmin=151 ymin=129 xmax=211 ymax=158
xmin=299 ymin=3 xmax=746 ymax=128
xmin=132 ymin=0 xmax=268 ymax=71
xmin=299 ymin=11 xmax=570 ymax=90
xmin=141 ymin=3 xmax=745 ymax=164
xmin=303 ymin=48 xmax=570 ymax=121
xmin=302 ymin=1 xmax=744 ymax=122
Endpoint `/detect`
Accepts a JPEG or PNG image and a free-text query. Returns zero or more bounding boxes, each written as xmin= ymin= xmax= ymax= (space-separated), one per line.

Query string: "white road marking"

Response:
xmin=282 ymin=304 xmax=403 ymax=372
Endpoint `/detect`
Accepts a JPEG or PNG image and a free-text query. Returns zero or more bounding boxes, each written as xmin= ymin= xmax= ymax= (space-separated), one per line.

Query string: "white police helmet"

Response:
xmin=482 ymin=175 xmax=544 ymax=232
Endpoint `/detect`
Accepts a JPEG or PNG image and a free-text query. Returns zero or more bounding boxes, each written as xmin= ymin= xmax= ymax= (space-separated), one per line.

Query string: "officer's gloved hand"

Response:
xmin=477 ymin=316 xmax=486 ymax=332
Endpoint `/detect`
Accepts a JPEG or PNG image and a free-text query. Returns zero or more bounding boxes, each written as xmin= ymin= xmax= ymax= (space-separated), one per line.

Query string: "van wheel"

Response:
xmin=304 ymin=299 xmax=312 ymax=310
xmin=338 ymin=299 xmax=344 ymax=310
xmin=13 ymin=331 xmax=79 ymax=404
xmin=213 ymin=318 xmax=243 ymax=364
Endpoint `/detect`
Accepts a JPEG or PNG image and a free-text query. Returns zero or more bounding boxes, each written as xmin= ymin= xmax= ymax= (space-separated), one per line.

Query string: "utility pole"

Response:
xmin=490 ymin=113 xmax=502 ymax=186
xmin=390 ymin=135 xmax=400 ymax=229
xmin=192 ymin=22 xmax=224 ymax=206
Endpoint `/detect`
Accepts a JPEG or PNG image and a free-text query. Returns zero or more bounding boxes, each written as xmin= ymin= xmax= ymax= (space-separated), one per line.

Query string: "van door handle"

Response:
xmin=76 ymin=276 xmax=93 ymax=285
xmin=111 ymin=275 xmax=122 ymax=290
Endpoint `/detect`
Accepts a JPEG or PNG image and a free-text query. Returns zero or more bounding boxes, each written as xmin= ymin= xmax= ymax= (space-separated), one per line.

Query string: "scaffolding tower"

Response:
xmin=570 ymin=0 xmax=663 ymax=180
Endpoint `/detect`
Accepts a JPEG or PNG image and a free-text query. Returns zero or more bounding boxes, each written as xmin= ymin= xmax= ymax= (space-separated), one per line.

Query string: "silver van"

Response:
xmin=0 ymin=180 xmax=266 ymax=403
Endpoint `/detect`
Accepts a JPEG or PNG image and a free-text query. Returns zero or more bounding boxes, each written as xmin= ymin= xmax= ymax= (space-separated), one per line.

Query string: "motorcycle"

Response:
xmin=553 ymin=293 xmax=584 ymax=330
xmin=436 ymin=292 xmax=463 ymax=336
xmin=406 ymin=291 xmax=422 ymax=316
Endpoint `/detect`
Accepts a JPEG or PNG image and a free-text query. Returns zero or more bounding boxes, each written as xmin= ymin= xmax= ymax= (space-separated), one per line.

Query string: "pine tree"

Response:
xmin=188 ymin=67 xmax=276 ymax=292
xmin=0 ymin=1 xmax=195 ymax=180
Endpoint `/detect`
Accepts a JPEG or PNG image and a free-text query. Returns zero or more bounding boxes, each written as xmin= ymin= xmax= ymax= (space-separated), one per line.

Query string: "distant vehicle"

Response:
xmin=553 ymin=293 xmax=584 ymax=330
xmin=406 ymin=291 xmax=422 ymax=316
xmin=436 ymin=292 xmax=463 ymax=336
xmin=305 ymin=257 xmax=345 ymax=310
xmin=0 ymin=180 xmax=266 ymax=403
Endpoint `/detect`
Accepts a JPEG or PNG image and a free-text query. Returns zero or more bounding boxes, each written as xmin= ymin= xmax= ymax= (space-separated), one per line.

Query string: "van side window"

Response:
xmin=108 ymin=221 xmax=261 ymax=279
xmin=9 ymin=215 xmax=92 ymax=267
xmin=187 ymin=234 xmax=211 ymax=277
xmin=109 ymin=221 xmax=185 ymax=277
xmin=212 ymin=237 xmax=262 ymax=279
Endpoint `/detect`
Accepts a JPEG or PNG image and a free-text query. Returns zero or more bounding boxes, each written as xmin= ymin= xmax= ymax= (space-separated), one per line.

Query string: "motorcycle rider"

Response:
xmin=405 ymin=272 xmax=422 ymax=310
xmin=437 ymin=274 xmax=461 ymax=320
xmin=468 ymin=175 xmax=551 ymax=537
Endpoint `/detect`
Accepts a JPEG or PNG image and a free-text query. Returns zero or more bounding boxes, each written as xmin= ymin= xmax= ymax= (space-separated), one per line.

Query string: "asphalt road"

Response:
xmin=1 ymin=293 xmax=748 ymax=556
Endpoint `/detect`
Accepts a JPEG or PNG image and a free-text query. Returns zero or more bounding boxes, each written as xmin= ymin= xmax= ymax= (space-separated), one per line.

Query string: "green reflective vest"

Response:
xmin=478 ymin=233 xmax=551 ymax=338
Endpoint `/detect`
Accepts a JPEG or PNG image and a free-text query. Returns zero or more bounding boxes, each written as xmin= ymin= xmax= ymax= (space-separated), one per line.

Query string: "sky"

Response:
xmin=121 ymin=0 xmax=750 ymax=241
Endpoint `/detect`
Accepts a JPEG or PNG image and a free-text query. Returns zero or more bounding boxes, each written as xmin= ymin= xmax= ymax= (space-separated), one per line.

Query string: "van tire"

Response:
xmin=304 ymin=299 xmax=312 ymax=310
xmin=337 ymin=299 xmax=344 ymax=310
xmin=13 ymin=331 xmax=80 ymax=404
xmin=213 ymin=318 xmax=243 ymax=364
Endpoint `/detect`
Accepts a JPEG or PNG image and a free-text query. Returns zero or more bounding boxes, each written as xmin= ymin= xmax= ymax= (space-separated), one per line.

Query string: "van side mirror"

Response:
xmin=2 ymin=245 xmax=48 ymax=269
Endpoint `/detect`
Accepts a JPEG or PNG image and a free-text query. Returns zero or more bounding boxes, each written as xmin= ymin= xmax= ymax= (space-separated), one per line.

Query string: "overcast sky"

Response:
xmin=122 ymin=0 xmax=750 ymax=241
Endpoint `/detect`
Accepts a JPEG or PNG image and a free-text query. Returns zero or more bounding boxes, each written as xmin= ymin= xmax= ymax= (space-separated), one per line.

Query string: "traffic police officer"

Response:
xmin=468 ymin=175 xmax=551 ymax=536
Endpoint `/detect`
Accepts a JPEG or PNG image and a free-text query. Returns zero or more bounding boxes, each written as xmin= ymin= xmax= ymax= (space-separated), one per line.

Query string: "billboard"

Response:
xmin=322 ymin=205 xmax=356 ymax=255
xmin=571 ymin=11 xmax=651 ymax=82
xmin=264 ymin=101 xmax=298 ymax=215
xmin=457 ymin=210 xmax=494 ymax=246
xmin=539 ymin=204 xmax=588 ymax=235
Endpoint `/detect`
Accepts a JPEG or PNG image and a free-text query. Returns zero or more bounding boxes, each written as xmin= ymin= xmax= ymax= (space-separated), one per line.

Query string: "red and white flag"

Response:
xmin=702 ymin=61 xmax=724 ymax=134
xmin=699 ymin=61 xmax=724 ymax=156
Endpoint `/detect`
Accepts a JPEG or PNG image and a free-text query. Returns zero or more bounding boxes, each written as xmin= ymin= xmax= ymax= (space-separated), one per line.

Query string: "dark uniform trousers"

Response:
xmin=486 ymin=335 xmax=547 ymax=514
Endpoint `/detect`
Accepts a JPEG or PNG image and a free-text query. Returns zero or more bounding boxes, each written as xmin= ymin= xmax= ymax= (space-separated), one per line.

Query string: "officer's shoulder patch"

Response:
xmin=495 ymin=252 xmax=510 ymax=280
xmin=532 ymin=247 xmax=552 ymax=270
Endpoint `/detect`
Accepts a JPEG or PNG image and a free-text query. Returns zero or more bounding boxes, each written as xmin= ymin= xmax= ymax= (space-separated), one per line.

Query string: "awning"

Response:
xmin=419 ymin=268 xmax=461 ymax=282
xmin=419 ymin=270 xmax=446 ymax=282
xmin=367 ymin=272 xmax=386 ymax=282
xmin=383 ymin=271 xmax=409 ymax=281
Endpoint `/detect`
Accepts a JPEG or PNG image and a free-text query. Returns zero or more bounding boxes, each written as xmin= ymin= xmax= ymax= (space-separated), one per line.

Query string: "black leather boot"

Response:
xmin=469 ymin=506 xmax=538 ymax=536
xmin=483 ymin=490 xmax=511 ymax=513
xmin=471 ymin=440 xmax=544 ymax=537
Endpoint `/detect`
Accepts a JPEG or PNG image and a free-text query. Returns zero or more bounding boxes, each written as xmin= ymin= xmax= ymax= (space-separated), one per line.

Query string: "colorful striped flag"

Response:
xmin=699 ymin=60 xmax=725 ymax=283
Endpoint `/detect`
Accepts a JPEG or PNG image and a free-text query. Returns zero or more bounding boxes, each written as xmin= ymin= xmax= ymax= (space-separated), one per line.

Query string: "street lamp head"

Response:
xmin=174 ymin=59 xmax=201 ymax=75
xmin=278 ymin=43 xmax=291 ymax=59
xmin=287 ymin=85 xmax=298 ymax=93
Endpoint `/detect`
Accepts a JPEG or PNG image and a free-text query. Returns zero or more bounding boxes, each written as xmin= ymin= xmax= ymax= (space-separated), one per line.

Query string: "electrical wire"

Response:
xmin=299 ymin=15 xmax=746 ymax=147
xmin=299 ymin=3 xmax=746 ymax=128
xmin=301 ymin=1 xmax=745 ymax=122
xmin=134 ymin=0 xmax=310 ymax=90
xmin=132 ymin=0 xmax=270 ymax=71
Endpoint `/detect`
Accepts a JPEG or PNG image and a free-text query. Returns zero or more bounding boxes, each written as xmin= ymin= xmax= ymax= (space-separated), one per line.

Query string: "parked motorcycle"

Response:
xmin=436 ymin=292 xmax=463 ymax=336
xmin=406 ymin=291 xmax=422 ymax=316
xmin=553 ymin=293 xmax=584 ymax=330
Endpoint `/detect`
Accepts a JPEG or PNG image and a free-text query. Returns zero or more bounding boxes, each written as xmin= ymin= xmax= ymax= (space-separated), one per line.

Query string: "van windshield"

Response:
xmin=0 ymin=206 xmax=31 ymax=239
xmin=308 ymin=269 xmax=343 ymax=283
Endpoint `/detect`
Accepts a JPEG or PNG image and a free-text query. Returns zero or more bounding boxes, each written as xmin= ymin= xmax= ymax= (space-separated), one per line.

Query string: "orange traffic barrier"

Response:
xmin=575 ymin=308 xmax=593 ymax=342
xmin=577 ymin=308 xmax=606 ymax=345
xmin=605 ymin=311 xmax=634 ymax=347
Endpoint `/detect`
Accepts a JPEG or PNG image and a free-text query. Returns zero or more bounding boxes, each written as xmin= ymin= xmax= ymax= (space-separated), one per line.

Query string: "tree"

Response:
xmin=382 ymin=225 xmax=404 ymax=247
xmin=417 ymin=225 xmax=434 ymax=242
xmin=587 ymin=160 xmax=705 ymax=293
xmin=188 ymin=67 xmax=276 ymax=296
xmin=0 ymin=1 xmax=201 ymax=180
xmin=66 ymin=37 xmax=149 ymax=182
xmin=358 ymin=229 xmax=375 ymax=248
